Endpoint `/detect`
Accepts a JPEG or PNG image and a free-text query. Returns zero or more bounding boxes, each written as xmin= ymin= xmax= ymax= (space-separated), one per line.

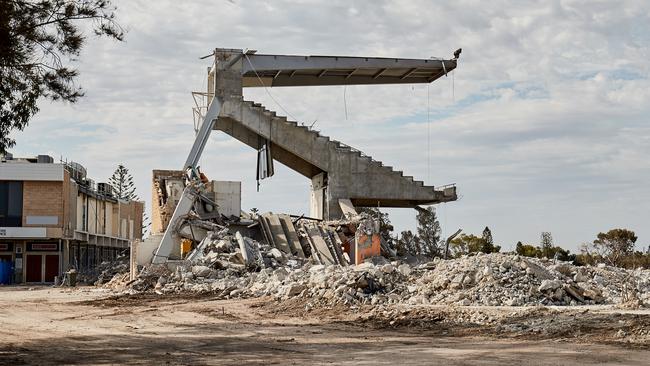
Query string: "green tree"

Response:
xmin=450 ymin=232 xmax=501 ymax=257
xmin=416 ymin=206 xmax=441 ymax=258
xmin=109 ymin=164 xmax=136 ymax=200
xmin=397 ymin=230 xmax=420 ymax=256
xmin=109 ymin=164 xmax=149 ymax=235
xmin=482 ymin=226 xmax=493 ymax=245
xmin=480 ymin=226 xmax=500 ymax=253
xmin=540 ymin=232 xmax=554 ymax=258
xmin=516 ymin=240 xmax=571 ymax=261
xmin=592 ymin=228 xmax=637 ymax=266
xmin=0 ymin=0 xmax=124 ymax=153
xmin=516 ymin=241 xmax=542 ymax=257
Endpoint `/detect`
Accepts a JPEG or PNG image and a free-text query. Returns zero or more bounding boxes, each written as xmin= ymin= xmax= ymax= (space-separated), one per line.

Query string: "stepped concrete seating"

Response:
xmin=214 ymin=97 xmax=457 ymax=220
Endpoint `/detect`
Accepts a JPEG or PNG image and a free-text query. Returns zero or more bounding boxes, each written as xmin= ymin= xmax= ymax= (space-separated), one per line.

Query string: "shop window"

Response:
xmin=0 ymin=181 xmax=23 ymax=227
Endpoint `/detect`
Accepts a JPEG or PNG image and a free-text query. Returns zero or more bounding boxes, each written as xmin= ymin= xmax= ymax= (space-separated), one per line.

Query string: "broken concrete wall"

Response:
xmin=151 ymin=170 xmax=186 ymax=234
xmin=152 ymin=170 xmax=244 ymax=234
xmin=210 ymin=181 xmax=241 ymax=218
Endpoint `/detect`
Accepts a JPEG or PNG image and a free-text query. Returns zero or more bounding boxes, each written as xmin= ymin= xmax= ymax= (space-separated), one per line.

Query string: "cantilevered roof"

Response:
xmin=240 ymin=51 xmax=459 ymax=87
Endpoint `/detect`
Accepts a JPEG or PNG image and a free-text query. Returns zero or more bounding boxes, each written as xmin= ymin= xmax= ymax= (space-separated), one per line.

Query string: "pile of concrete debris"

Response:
xmin=184 ymin=213 xmax=352 ymax=270
xmin=404 ymin=253 xmax=649 ymax=307
xmin=77 ymin=255 xmax=129 ymax=286
xmin=109 ymin=242 xmax=650 ymax=308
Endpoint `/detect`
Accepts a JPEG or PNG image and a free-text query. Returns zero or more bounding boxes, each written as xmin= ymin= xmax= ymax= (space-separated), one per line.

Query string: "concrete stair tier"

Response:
xmin=215 ymin=97 xmax=457 ymax=220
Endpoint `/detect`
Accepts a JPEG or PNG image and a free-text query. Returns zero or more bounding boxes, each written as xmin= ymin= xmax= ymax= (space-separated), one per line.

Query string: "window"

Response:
xmin=0 ymin=181 xmax=23 ymax=227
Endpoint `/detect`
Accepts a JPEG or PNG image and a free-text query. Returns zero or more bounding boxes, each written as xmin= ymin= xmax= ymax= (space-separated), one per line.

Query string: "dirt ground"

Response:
xmin=0 ymin=286 xmax=649 ymax=365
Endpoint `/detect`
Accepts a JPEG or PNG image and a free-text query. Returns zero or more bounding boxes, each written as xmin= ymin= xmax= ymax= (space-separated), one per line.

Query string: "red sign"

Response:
xmin=0 ymin=244 xmax=8 ymax=251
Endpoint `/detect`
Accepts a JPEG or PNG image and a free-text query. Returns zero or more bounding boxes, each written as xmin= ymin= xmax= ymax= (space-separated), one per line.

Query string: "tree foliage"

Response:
xmin=0 ymin=0 xmax=124 ymax=153
xmin=450 ymin=233 xmax=501 ymax=257
xmin=416 ymin=206 xmax=441 ymax=257
xmin=480 ymin=226 xmax=500 ymax=253
xmin=516 ymin=241 xmax=572 ymax=261
xmin=109 ymin=164 xmax=150 ymax=236
xmin=397 ymin=230 xmax=420 ymax=257
xmin=482 ymin=226 xmax=493 ymax=245
xmin=394 ymin=208 xmax=442 ymax=259
xmin=540 ymin=232 xmax=554 ymax=258
xmin=584 ymin=228 xmax=638 ymax=266
xmin=109 ymin=164 xmax=136 ymax=200
xmin=515 ymin=241 xmax=540 ymax=257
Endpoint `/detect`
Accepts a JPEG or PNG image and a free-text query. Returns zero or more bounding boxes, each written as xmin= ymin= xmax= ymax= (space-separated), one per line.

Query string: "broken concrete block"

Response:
xmin=192 ymin=265 xmax=213 ymax=278
xmin=235 ymin=231 xmax=250 ymax=264
xmin=263 ymin=213 xmax=293 ymax=254
xmin=274 ymin=267 xmax=289 ymax=281
xmin=539 ymin=279 xmax=563 ymax=292
xmin=305 ymin=223 xmax=337 ymax=265
xmin=381 ymin=264 xmax=395 ymax=274
xmin=286 ymin=283 xmax=307 ymax=297
xmin=278 ymin=214 xmax=305 ymax=258
xmin=398 ymin=264 xmax=412 ymax=276
xmin=574 ymin=269 xmax=589 ymax=283
xmin=564 ymin=284 xmax=585 ymax=302
xmin=269 ymin=248 xmax=284 ymax=261
xmin=215 ymin=240 xmax=231 ymax=253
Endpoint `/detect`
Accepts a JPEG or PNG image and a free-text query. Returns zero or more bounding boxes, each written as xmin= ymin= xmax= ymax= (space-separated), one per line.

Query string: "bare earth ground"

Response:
xmin=0 ymin=286 xmax=648 ymax=365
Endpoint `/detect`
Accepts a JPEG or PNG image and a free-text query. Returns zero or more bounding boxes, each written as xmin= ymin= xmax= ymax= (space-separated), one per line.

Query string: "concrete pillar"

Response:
xmin=62 ymin=239 xmax=69 ymax=271
xmin=309 ymin=173 xmax=327 ymax=219
xmin=213 ymin=49 xmax=244 ymax=101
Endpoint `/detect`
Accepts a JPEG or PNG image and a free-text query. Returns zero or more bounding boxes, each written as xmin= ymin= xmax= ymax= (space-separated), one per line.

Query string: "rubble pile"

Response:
xmin=78 ymin=255 xmax=129 ymax=285
xmin=114 ymin=244 xmax=650 ymax=308
xmin=406 ymin=253 xmax=649 ymax=306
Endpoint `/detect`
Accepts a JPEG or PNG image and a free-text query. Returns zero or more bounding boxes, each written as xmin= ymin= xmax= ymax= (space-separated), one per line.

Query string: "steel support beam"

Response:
xmin=151 ymin=187 xmax=198 ymax=264
xmin=183 ymin=97 xmax=223 ymax=171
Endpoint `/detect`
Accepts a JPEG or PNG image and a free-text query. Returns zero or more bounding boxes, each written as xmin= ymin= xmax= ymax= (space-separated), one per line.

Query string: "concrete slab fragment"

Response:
xmin=262 ymin=213 xmax=292 ymax=255
xmin=338 ymin=199 xmax=358 ymax=219
xmin=278 ymin=214 xmax=305 ymax=258
xmin=305 ymin=223 xmax=336 ymax=265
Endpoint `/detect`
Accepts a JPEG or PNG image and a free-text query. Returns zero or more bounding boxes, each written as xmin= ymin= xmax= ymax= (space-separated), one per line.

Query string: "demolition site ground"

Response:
xmin=0 ymin=287 xmax=649 ymax=365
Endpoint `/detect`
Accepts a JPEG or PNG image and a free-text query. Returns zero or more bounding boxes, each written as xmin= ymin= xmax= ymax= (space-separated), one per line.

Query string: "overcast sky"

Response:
xmin=9 ymin=0 xmax=650 ymax=251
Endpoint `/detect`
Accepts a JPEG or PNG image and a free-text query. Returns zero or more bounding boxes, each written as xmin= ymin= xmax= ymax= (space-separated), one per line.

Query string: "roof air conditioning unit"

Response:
xmin=84 ymin=178 xmax=95 ymax=190
xmin=37 ymin=155 xmax=54 ymax=164
xmin=97 ymin=183 xmax=114 ymax=197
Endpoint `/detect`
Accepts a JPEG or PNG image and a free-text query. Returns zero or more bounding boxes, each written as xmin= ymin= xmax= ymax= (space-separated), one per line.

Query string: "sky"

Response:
xmin=8 ymin=0 xmax=650 ymax=252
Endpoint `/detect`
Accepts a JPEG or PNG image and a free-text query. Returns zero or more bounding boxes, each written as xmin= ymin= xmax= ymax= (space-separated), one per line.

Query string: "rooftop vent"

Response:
xmin=37 ymin=155 xmax=53 ymax=164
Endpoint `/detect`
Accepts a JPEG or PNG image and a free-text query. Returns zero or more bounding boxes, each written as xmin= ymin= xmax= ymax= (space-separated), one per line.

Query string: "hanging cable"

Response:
xmin=343 ymin=86 xmax=348 ymax=120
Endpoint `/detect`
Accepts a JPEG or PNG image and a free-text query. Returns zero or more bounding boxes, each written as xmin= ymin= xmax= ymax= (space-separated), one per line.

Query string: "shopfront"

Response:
xmin=24 ymin=242 xmax=60 ymax=283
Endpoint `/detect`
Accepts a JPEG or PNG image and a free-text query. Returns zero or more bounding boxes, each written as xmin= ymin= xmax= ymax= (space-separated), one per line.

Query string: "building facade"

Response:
xmin=0 ymin=154 xmax=143 ymax=284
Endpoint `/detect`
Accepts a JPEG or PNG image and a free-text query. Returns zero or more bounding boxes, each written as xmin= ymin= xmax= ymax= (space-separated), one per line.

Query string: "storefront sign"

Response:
xmin=0 ymin=227 xmax=46 ymax=238
xmin=29 ymin=243 xmax=59 ymax=251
